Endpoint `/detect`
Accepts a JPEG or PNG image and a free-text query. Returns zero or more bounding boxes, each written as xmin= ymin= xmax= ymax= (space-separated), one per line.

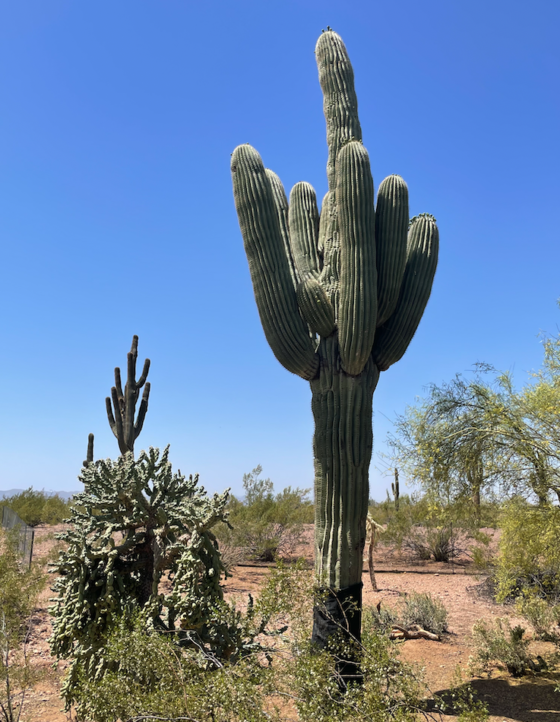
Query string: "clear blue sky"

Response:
xmin=1 ymin=1 xmax=558 ymax=499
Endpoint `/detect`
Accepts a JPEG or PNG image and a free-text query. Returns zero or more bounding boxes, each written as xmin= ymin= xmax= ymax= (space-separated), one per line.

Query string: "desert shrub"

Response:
xmin=517 ymin=596 xmax=560 ymax=640
xmin=66 ymin=611 xmax=275 ymax=722
xmin=214 ymin=465 xmax=313 ymax=562
xmin=0 ymin=529 xmax=46 ymax=722
xmin=495 ymin=499 xmax=560 ymax=603
xmin=0 ymin=489 xmax=72 ymax=527
xmin=368 ymin=602 xmax=400 ymax=633
xmin=404 ymin=525 xmax=463 ymax=563
xmin=371 ymin=494 xmax=428 ymax=548
xmin=71 ymin=562 xmax=486 ymax=722
xmin=469 ymin=618 xmax=534 ymax=677
xmin=399 ymin=592 xmax=449 ymax=636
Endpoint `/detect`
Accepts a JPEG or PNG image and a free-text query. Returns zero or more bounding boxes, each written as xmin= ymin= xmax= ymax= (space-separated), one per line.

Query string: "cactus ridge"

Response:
xmin=232 ymin=145 xmax=319 ymax=379
xmin=312 ymin=336 xmax=379 ymax=588
xmin=372 ymin=215 xmax=439 ymax=371
xmin=375 ymin=175 xmax=409 ymax=327
xmin=315 ymin=31 xmax=362 ymax=192
xmin=267 ymin=169 xmax=299 ymax=291
xmin=337 ymin=141 xmax=377 ymax=375
xmin=289 ymin=182 xmax=322 ymax=279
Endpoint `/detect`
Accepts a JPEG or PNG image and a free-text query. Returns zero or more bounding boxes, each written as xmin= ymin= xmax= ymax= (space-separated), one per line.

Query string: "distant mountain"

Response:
xmin=0 ymin=489 xmax=79 ymax=501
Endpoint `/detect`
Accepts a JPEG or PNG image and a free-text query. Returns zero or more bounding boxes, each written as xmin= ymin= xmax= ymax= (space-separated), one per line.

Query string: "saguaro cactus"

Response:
xmin=392 ymin=467 xmax=400 ymax=512
xmin=231 ymin=30 xmax=439 ymax=660
xmin=84 ymin=336 xmax=150 ymax=464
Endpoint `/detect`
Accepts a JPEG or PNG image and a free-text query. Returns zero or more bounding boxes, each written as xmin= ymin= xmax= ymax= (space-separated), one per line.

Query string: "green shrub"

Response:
xmin=469 ymin=618 xmax=533 ymax=677
xmin=400 ymin=592 xmax=449 ymax=636
xmin=517 ymin=596 xmax=560 ymax=640
xmin=0 ymin=489 xmax=72 ymax=527
xmin=68 ymin=562 xmax=486 ymax=722
xmin=495 ymin=499 xmax=560 ymax=603
xmin=214 ymin=466 xmax=314 ymax=562
xmin=404 ymin=526 xmax=462 ymax=563
xmin=0 ymin=529 xmax=46 ymax=722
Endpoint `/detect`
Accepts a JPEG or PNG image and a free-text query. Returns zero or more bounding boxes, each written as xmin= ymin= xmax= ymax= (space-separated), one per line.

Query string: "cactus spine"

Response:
xmin=231 ymin=31 xmax=439 ymax=654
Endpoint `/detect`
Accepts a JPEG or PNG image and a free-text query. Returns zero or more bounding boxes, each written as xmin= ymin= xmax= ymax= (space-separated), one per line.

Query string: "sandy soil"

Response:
xmin=10 ymin=524 xmax=560 ymax=722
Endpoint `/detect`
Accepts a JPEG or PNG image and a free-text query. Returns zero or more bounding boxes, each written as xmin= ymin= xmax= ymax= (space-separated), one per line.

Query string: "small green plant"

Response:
xmin=214 ymin=466 xmax=313 ymax=562
xmin=399 ymin=592 xmax=449 ymax=636
xmin=0 ymin=489 xmax=72 ymax=527
xmin=517 ymin=596 xmax=560 ymax=641
xmin=0 ymin=529 xmax=46 ymax=722
xmin=469 ymin=618 xmax=543 ymax=677
xmin=405 ymin=525 xmax=462 ymax=563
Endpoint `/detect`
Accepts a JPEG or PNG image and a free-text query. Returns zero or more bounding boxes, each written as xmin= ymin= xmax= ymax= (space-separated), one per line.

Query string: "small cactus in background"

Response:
xmin=231 ymin=30 xmax=438 ymax=664
xmin=392 ymin=467 xmax=400 ymax=512
xmin=84 ymin=335 xmax=150 ymax=464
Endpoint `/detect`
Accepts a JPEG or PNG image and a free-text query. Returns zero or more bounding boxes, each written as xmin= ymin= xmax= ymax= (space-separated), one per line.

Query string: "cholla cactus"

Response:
xmin=231 ymin=30 xmax=438 ymax=654
xmin=49 ymin=447 xmax=249 ymax=708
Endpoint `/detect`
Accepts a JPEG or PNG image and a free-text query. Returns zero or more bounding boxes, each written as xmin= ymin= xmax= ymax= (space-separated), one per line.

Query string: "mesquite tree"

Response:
xmin=231 ymin=29 xmax=439 ymax=655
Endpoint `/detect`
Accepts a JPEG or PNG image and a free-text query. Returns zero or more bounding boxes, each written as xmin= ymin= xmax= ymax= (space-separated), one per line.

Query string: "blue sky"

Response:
xmin=1 ymin=0 xmax=558 ymax=499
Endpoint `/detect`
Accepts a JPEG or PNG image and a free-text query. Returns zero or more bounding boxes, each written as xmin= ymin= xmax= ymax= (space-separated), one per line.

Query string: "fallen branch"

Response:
xmin=389 ymin=624 xmax=440 ymax=641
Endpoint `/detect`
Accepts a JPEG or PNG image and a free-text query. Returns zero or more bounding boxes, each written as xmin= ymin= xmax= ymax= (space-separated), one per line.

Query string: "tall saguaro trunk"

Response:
xmin=231 ymin=29 xmax=439 ymax=677
xmin=312 ymin=336 xmax=379 ymax=590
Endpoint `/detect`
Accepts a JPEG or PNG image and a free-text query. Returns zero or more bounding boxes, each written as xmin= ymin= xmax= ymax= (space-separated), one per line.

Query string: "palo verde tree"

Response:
xmin=231 ymin=29 xmax=439 ymax=662
xmin=387 ymin=374 xmax=503 ymax=518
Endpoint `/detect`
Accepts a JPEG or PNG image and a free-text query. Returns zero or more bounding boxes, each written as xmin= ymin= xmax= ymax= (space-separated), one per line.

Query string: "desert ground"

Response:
xmin=16 ymin=524 xmax=559 ymax=722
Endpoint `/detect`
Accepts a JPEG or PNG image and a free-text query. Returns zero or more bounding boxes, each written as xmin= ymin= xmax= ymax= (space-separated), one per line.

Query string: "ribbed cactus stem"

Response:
xmin=372 ymin=214 xmax=439 ymax=371
xmin=392 ymin=467 xmax=400 ymax=512
xmin=312 ymin=335 xmax=379 ymax=588
xmin=337 ymin=141 xmax=377 ymax=375
xmin=289 ymin=182 xmax=321 ymax=278
xmin=83 ymin=433 xmax=94 ymax=468
xmin=267 ymin=169 xmax=299 ymax=291
xmin=315 ymin=31 xmax=362 ymax=192
xmin=231 ymin=145 xmax=319 ymax=380
xmin=375 ymin=175 xmax=409 ymax=327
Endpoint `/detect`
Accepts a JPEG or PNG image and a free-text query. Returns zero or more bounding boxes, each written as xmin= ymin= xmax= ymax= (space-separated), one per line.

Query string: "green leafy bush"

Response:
xmin=495 ymin=499 xmax=560 ymax=603
xmin=469 ymin=618 xmax=533 ymax=677
xmin=0 ymin=489 xmax=72 ymax=527
xmin=400 ymin=592 xmax=449 ymax=636
xmin=68 ymin=562 xmax=486 ymax=722
xmin=214 ymin=466 xmax=314 ymax=562
xmin=517 ymin=596 xmax=560 ymax=641
xmin=0 ymin=529 xmax=46 ymax=722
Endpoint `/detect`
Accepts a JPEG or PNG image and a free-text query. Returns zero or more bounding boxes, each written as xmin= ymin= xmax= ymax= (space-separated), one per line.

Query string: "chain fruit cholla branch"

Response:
xmin=231 ymin=30 xmax=439 ymax=656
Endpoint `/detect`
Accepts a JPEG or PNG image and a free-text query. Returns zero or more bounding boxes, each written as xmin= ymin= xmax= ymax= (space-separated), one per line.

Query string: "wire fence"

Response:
xmin=1 ymin=506 xmax=35 ymax=568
